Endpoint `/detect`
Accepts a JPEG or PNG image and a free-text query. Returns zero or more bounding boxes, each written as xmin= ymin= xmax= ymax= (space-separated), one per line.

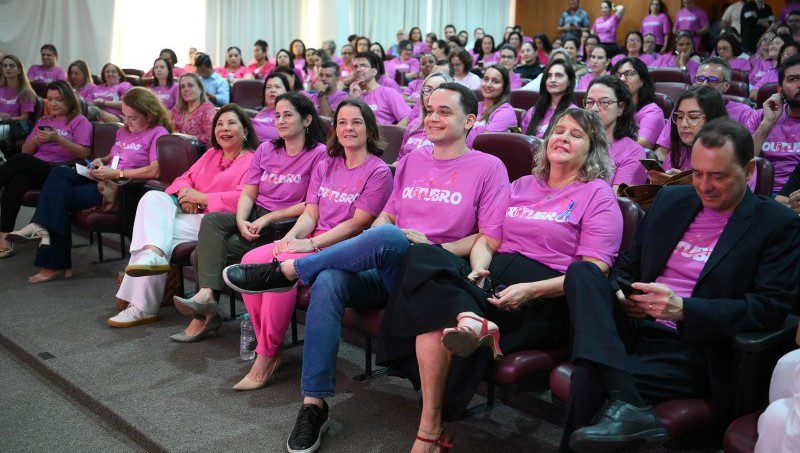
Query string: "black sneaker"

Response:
xmin=222 ymin=258 xmax=296 ymax=294
xmin=286 ymin=401 xmax=329 ymax=453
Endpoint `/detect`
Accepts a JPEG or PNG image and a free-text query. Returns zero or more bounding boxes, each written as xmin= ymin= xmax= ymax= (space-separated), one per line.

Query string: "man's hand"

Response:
xmin=761 ymin=92 xmax=783 ymax=128
xmin=617 ymin=289 xmax=647 ymax=319
xmin=787 ymin=190 xmax=800 ymax=215
xmin=630 ymin=282 xmax=684 ymax=321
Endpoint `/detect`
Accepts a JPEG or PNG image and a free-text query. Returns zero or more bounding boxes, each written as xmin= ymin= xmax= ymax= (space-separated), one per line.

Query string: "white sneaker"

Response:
xmin=107 ymin=306 xmax=158 ymax=328
xmin=125 ymin=249 xmax=170 ymax=277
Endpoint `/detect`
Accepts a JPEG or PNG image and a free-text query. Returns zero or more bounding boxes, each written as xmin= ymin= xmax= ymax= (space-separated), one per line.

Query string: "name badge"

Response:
xmin=111 ymin=155 xmax=120 ymax=169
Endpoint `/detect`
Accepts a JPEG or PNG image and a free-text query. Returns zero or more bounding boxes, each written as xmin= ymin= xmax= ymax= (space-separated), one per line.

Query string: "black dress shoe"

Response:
xmin=569 ymin=400 xmax=669 ymax=452
xmin=222 ymin=258 xmax=296 ymax=294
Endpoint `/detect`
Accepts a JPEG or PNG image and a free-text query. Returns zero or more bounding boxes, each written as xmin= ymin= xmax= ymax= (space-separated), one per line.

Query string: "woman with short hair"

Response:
xmin=450 ymin=50 xmax=481 ymax=90
xmin=109 ymin=104 xmax=257 ymax=327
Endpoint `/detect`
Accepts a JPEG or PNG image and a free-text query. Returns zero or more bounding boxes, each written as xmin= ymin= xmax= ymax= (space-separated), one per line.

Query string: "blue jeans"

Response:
xmin=295 ymin=224 xmax=411 ymax=397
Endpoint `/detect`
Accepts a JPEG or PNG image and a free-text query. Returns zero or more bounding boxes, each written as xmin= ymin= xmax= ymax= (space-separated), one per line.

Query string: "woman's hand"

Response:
xmin=0 ymin=112 xmax=10 ymax=121
xmin=236 ymin=218 xmax=260 ymax=241
xmin=488 ymin=282 xmax=537 ymax=311
xmin=283 ymin=238 xmax=316 ymax=253
xmin=246 ymin=213 xmax=273 ymax=238
xmin=34 ymin=129 xmax=57 ymax=143
xmin=178 ymin=188 xmax=208 ymax=205
xmin=402 ymin=228 xmax=432 ymax=245
xmin=92 ymin=98 xmax=105 ymax=107
xmin=180 ymin=201 xmax=200 ymax=214
xmin=89 ymin=165 xmax=119 ymax=181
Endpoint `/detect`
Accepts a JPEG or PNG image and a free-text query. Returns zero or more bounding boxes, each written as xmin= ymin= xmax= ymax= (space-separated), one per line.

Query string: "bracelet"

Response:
xmin=309 ymin=237 xmax=321 ymax=252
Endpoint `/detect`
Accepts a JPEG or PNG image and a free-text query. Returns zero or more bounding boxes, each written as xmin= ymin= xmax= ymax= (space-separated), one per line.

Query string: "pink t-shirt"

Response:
xmin=245 ymin=141 xmax=327 ymax=211
xmin=150 ymin=84 xmax=179 ymax=110
xmin=384 ymin=148 xmax=510 ymax=243
xmin=654 ymin=54 xmax=699 ymax=79
xmin=497 ymin=176 xmax=622 ymax=273
xmin=655 ymin=207 xmax=731 ymax=329
xmin=165 ymin=148 xmax=254 ymax=213
xmin=246 ymin=61 xmax=276 ymax=79
xmin=399 ymin=117 xmax=431 ymax=160
xmin=0 ymin=86 xmax=35 ymax=117
xmin=726 ymin=100 xmax=760 ymax=133
xmin=729 ymin=57 xmax=752 ymax=73
xmin=361 ymin=85 xmax=411 ymax=125
xmin=509 ymin=71 xmax=523 ymax=90
xmin=305 ymin=90 xmax=348 ymax=113
xmin=455 ymin=72 xmax=482 ymax=90
xmin=385 ymin=57 xmax=420 ymax=80
xmin=27 ymin=65 xmax=67 ymax=84
xmin=610 ymin=53 xmax=657 ymax=67
xmin=754 ymin=107 xmax=800 ymax=192
xmin=403 ymin=78 xmax=424 ymax=98
xmin=641 ymin=13 xmax=672 ymax=46
xmin=377 ymin=74 xmax=403 ymax=93
xmin=478 ymin=52 xmax=500 ymax=66
xmin=594 ymin=14 xmax=622 ymax=43
xmin=466 ymin=102 xmax=518 ymax=147
xmin=752 ymin=67 xmax=778 ymax=91
xmin=88 ymin=82 xmax=133 ymax=117
xmin=750 ymin=59 xmax=775 ymax=88
xmin=109 ymin=125 xmax=169 ymax=170
xmin=635 ymin=102 xmax=666 ymax=145
xmin=306 ymin=154 xmax=393 ymax=231
xmin=215 ymin=65 xmax=251 ymax=79
xmin=675 ymin=6 xmax=709 ymax=49
xmin=25 ymin=114 xmax=93 ymax=164
xmin=522 ymin=103 xmax=579 ymax=138
xmin=252 ymin=108 xmax=278 ymax=142
xmin=609 ymin=137 xmax=648 ymax=186
xmin=75 ymin=84 xmax=95 ymax=101
xmin=413 ymin=42 xmax=430 ymax=55
xmin=577 ymin=72 xmax=601 ymax=91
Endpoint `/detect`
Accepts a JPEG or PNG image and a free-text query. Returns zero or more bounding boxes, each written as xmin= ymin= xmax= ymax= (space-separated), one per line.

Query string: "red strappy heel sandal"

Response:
xmin=415 ymin=431 xmax=453 ymax=452
xmin=442 ymin=314 xmax=503 ymax=359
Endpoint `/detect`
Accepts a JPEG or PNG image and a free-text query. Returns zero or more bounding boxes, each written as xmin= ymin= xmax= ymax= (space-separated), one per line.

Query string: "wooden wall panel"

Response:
xmin=515 ymin=0 xmax=790 ymax=46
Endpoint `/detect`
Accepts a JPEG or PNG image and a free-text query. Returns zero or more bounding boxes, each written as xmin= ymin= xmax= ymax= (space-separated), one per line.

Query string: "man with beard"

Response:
xmin=753 ymin=53 xmax=800 ymax=193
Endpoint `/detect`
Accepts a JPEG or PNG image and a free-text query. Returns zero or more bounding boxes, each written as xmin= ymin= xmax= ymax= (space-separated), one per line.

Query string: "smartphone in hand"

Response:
xmin=640 ymin=159 xmax=664 ymax=173
xmin=38 ymin=125 xmax=53 ymax=131
xmin=617 ymin=278 xmax=643 ymax=299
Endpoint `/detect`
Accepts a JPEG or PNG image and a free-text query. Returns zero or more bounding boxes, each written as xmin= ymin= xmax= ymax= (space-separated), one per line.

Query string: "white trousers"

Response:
xmin=115 ymin=191 xmax=203 ymax=313
xmin=755 ymin=348 xmax=800 ymax=452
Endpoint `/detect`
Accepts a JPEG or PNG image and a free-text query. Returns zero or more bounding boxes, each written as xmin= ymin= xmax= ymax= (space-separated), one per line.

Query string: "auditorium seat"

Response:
xmin=731 ymin=69 xmax=749 ymax=85
xmin=231 ymin=79 xmax=265 ymax=110
xmin=509 ymin=90 xmax=539 ymax=111
xmin=122 ymin=68 xmax=144 ymax=77
xmin=653 ymin=92 xmax=674 ymax=118
xmin=728 ymin=81 xmax=749 ymax=98
xmin=473 ymin=89 xmax=484 ymax=102
xmin=651 ymin=68 xmax=692 ymax=84
xmin=378 ymin=124 xmax=405 ymax=164
xmin=472 ymin=132 xmax=538 ymax=182
xmin=550 ymin=315 xmax=799 ymax=448
xmin=723 ymin=411 xmax=760 ymax=453
xmin=145 ymin=133 xmax=201 ymax=190
xmin=654 ymin=82 xmax=690 ymax=101
xmin=91 ymin=74 xmax=103 ymax=85
xmin=723 ymin=94 xmax=756 ymax=109
xmin=573 ymin=90 xmax=587 ymax=108
xmin=124 ymin=75 xmax=139 ymax=86
xmin=513 ymin=108 xmax=525 ymax=128
xmin=30 ymin=80 xmax=48 ymax=98
xmin=756 ymin=82 xmax=778 ymax=108
xmin=319 ymin=116 xmax=333 ymax=138
xmin=395 ymin=70 xmax=408 ymax=87
xmin=483 ymin=197 xmax=643 ymax=408
xmin=754 ymin=157 xmax=775 ymax=196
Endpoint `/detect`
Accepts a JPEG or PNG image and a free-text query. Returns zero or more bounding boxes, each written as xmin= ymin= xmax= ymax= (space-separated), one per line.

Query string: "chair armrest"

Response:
xmin=267 ymin=217 xmax=298 ymax=238
xmin=733 ymin=315 xmax=799 ymax=353
xmin=143 ymin=179 xmax=169 ymax=192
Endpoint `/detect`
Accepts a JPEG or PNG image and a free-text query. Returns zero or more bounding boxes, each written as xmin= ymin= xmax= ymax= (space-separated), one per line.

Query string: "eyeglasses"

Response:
xmin=421 ymin=85 xmax=436 ymax=95
xmin=341 ymin=51 xmax=353 ymax=55
xmin=615 ymin=70 xmax=638 ymax=80
xmin=694 ymin=75 xmax=726 ymax=85
xmin=671 ymin=111 xmax=706 ymax=125
xmin=584 ymin=98 xmax=619 ymax=110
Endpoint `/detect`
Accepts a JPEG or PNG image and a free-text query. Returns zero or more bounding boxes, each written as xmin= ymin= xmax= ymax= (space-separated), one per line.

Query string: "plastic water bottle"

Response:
xmin=239 ymin=314 xmax=256 ymax=361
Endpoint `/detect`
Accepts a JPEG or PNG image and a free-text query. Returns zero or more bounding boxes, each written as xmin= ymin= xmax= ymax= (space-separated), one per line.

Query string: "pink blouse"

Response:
xmin=165 ymin=148 xmax=254 ymax=213
xmin=169 ymin=101 xmax=217 ymax=145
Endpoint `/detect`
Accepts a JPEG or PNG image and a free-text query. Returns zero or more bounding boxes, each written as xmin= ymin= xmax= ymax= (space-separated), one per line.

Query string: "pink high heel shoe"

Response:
xmin=442 ymin=314 xmax=503 ymax=359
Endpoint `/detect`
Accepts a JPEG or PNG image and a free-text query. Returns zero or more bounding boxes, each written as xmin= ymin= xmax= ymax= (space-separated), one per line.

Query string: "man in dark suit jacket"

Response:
xmin=560 ymin=118 xmax=800 ymax=452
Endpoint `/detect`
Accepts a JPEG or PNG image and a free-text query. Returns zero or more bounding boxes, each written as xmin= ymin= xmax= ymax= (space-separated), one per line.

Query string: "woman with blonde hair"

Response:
xmin=169 ymin=73 xmax=216 ymax=146
xmin=8 ymin=88 xmax=172 ymax=283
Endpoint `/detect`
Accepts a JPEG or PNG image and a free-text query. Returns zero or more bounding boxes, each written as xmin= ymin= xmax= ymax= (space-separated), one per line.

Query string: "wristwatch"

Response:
xmin=118 ymin=170 xmax=125 ymax=179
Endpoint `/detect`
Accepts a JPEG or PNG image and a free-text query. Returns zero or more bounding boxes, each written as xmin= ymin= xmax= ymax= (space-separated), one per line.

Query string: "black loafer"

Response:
xmin=222 ymin=258 xmax=296 ymax=294
xmin=569 ymin=400 xmax=669 ymax=452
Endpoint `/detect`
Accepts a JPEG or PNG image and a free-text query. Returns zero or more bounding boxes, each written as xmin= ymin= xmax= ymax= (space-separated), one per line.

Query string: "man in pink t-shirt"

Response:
xmin=562 ymin=118 xmax=800 ymax=452
xmin=348 ymin=52 xmax=411 ymax=126
xmin=694 ymin=57 xmax=760 ymax=132
xmin=304 ymin=62 xmax=347 ymax=117
xmin=753 ymin=54 xmax=800 ymax=192
xmin=26 ymin=44 xmax=67 ymax=84
xmin=221 ymin=83 xmax=510 ymax=453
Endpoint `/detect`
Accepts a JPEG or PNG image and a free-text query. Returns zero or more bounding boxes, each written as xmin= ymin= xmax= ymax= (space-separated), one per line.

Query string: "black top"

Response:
xmin=740 ymin=3 xmax=774 ymax=54
xmin=779 ymin=160 xmax=800 ymax=197
xmin=515 ymin=63 xmax=543 ymax=80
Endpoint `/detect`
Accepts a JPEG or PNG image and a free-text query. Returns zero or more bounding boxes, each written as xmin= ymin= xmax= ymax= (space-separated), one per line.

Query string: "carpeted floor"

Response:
xmin=0 ymin=207 xmax=566 ymax=452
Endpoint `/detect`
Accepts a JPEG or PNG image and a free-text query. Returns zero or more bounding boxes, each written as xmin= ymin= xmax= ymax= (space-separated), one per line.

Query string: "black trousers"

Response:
xmin=0 ymin=153 xmax=54 ymax=232
xmin=558 ymin=261 xmax=712 ymax=451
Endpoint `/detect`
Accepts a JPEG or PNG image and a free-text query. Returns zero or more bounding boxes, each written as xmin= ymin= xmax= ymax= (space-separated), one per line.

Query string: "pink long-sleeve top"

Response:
xmin=165 ymin=148 xmax=254 ymax=213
